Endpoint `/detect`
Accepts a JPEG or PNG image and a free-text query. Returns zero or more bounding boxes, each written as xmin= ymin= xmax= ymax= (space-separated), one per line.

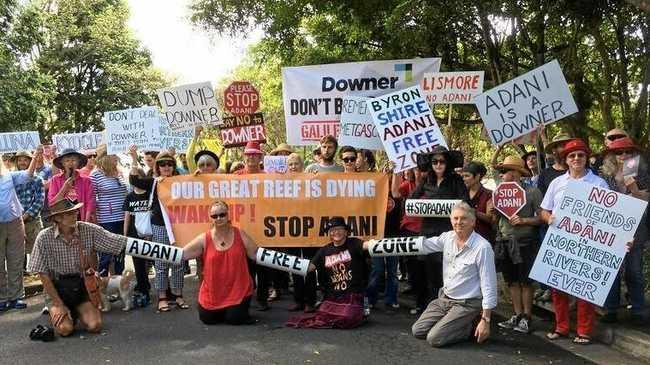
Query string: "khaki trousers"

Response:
xmin=0 ymin=218 xmax=25 ymax=301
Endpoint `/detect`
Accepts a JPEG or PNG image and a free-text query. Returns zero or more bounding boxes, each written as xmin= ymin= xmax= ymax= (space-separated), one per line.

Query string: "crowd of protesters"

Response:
xmin=1 ymin=126 xmax=648 ymax=348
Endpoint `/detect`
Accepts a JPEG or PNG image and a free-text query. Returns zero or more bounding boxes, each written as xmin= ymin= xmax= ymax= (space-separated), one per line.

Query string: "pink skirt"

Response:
xmin=286 ymin=293 xmax=364 ymax=329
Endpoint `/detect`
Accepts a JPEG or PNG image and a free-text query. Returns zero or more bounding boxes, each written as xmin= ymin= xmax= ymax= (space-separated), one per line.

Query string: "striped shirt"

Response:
xmin=90 ymin=170 xmax=128 ymax=223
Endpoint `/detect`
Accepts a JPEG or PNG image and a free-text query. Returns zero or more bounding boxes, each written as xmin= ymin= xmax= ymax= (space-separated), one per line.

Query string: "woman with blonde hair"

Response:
xmin=90 ymin=144 xmax=128 ymax=277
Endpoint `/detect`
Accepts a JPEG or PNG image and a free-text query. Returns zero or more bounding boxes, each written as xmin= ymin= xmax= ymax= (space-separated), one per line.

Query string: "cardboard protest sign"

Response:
xmin=368 ymin=85 xmax=448 ymax=172
xmin=125 ymin=237 xmax=183 ymax=265
xmin=282 ymin=58 xmax=441 ymax=145
xmin=0 ymin=131 xmax=40 ymax=153
xmin=104 ymin=106 xmax=162 ymax=155
xmin=404 ymin=199 xmax=462 ymax=217
xmin=157 ymin=173 xmax=388 ymax=247
xmin=159 ymin=123 xmax=193 ymax=152
xmin=493 ymin=182 xmax=527 ymax=219
xmin=475 ymin=60 xmax=578 ymax=145
xmin=368 ymin=236 xmax=425 ymax=257
xmin=339 ymin=96 xmax=383 ymax=150
xmin=421 ymin=71 xmax=484 ymax=104
xmin=157 ymin=81 xmax=221 ymax=131
xmin=52 ymin=132 xmax=104 ymax=151
xmin=224 ymin=81 xmax=260 ymax=116
xmin=219 ymin=113 xmax=266 ymax=148
xmin=529 ymin=182 xmax=648 ymax=306
xmin=264 ymin=156 xmax=288 ymax=174
xmin=256 ymin=248 xmax=310 ymax=276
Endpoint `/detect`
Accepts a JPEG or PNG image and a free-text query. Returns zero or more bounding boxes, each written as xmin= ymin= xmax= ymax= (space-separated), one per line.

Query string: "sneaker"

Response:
xmin=0 ymin=302 xmax=8 ymax=312
xmin=514 ymin=316 xmax=531 ymax=334
xmin=498 ymin=314 xmax=520 ymax=329
xmin=539 ymin=289 xmax=552 ymax=302
xmin=409 ymin=307 xmax=422 ymax=315
xmin=8 ymin=299 xmax=27 ymax=309
xmin=41 ymin=306 xmax=49 ymax=315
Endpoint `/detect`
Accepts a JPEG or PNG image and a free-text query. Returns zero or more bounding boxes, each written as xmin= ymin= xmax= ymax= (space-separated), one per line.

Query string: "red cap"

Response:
xmin=604 ymin=137 xmax=640 ymax=154
xmin=244 ymin=141 xmax=263 ymax=155
xmin=560 ymin=139 xmax=592 ymax=159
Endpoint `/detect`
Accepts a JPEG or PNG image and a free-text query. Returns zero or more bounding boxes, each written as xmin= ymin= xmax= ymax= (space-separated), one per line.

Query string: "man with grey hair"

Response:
xmin=411 ymin=202 xmax=497 ymax=347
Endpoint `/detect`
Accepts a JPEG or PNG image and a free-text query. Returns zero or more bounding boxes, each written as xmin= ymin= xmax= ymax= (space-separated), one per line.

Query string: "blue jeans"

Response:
xmin=98 ymin=221 xmax=125 ymax=277
xmin=367 ymin=257 xmax=398 ymax=306
xmin=605 ymin=243 xmax=645 ymax=315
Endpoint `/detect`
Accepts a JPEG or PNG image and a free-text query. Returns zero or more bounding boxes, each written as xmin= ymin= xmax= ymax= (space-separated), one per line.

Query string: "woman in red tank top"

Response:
xmin=182 ymin=201 xmax=259 ymax=325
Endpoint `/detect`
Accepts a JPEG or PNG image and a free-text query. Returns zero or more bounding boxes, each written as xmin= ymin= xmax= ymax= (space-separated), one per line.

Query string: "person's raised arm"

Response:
xmin=128 ymin=145 xmax=140 ymax=176
xmin=27 ymin=146 xmax=43 ymax=178
xmin=391 ymin=167 xmax=402 ymax=199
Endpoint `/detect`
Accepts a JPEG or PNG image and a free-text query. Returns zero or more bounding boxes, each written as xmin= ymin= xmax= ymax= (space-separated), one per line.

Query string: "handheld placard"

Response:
xmin=368 ymin=236 xmax=425 ymax=257
xmin=255 ymin=248 xmax=310 ymax=277
xmin=126 ymin=237 xmax=183 ymax=265
xmin=404 ymin=199 xmax=461 ymax=217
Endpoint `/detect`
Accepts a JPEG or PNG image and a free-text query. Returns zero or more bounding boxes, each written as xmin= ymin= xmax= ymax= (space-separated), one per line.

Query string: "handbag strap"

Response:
xmin=147 ymin=178 xmax=158 ymax=210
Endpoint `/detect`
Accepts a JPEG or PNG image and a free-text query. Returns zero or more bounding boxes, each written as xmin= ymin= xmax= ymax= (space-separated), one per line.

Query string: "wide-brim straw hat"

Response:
xmin=544 ymin=132 xmax=573 ymax=153
xmin=53 ymin=148 xmax=88 ymax=170
xmin=496 ymin=155 xmax=531 ymax=177
xmin=270 ymin=143 xmax=294 ymax=156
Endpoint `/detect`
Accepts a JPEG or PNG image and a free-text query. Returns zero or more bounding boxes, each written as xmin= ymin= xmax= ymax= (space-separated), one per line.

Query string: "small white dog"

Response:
xmin=100 ymin=270 xmax=136 ymax=312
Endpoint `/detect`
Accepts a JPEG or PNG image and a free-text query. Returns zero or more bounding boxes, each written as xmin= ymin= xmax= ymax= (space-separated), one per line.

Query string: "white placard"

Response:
xmin=404 ymin=199 xmax=462 ymax=217
xmin=125 ymin=237 xmax=183 ymax=265
xmin=475 ymin=60 xmax=578 ymax=145
xmin=264 ymin=156 xmax=288 ymax=173
xmin=282 ymin=58 xmax=441 ymax=145
xmin=104 ymin=106 xmax=162 ymax=155
xmin=0 ymin=131 xmax=40 ymax=153
xmin=159 ymin=123 xmax=193 ymax=152
xmin=368 ymin=236 xmax=425 ymax=257
xmin=529 ymin=181 xmax=648 ymax=306
xmin=339 ymin=96 xmax=383 ymax=150
xmin=368 ymin=85 xmax=447 ymax=173
xmin=157 ymin=81 xmax=221 ymax=131
xmin=52 ymin=132 xmax=104 ymax=151
xmin=256 ymin=248 xmax=309 ymax=276
xmin=421 ymin=71 xmax=484 ymax=104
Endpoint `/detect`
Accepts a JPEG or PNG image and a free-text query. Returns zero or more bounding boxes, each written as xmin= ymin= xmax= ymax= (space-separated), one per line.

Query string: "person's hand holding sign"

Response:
xmin=508 ymin=215 xmax=523 ymax=226
xmin=625 ymin=176 xmax=650 ymax=201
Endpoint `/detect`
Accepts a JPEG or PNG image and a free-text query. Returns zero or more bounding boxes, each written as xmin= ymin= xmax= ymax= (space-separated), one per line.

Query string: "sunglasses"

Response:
xmin=615 ymin=150 xmax=635 ymax=156
xmin=342 ymin=156 xmax=357 ymax=163
xmin=157 ymin=161 xmax=175 ymax=167
xmin=210 ymin=212 xmax=228 ymax=219
xmin=431 ymin=159 xmax=446 ymax=165
xmin=87 ymin=154 xmax=97 ymax=159
xmin=497 ymin=168 xmax=512 ymax=174
xmin=567 ymin=152 xmax=587 ymax=159
xmin=198 ymin=162 xmax=215 ymax=168
xmin=606 ymin=134 xmax=626 ymax=141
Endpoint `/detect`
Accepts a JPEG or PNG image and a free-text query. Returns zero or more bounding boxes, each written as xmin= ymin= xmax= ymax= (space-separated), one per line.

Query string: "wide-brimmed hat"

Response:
xmin=194 ymin=150 xmax=220 ymax=169
xmin=603 ymin=137 xmax=641 ymax=155
xmin=325 ymin=216 xmax=350 ymax=233
xmin=544 ymin=132 xmax=573 ymax=153
xmin=155 ymin=151 xmax=176 ymax=164
xmin=13 ymin=150 xmax=33 ymax=161
xmin=53 ymin=148 xmax=88 ymax=170
xmin=244 ymin=141 xmax=263 ymax=155
xmin=560 ymin=139 xmax=592 ymax=159
xmin=496 ymin=155 xmax=531 ymax=177
xmin=270 ymin=143 xmax=294 ymax=156
xmin=46 ymin=199 xmax=83 ymax=221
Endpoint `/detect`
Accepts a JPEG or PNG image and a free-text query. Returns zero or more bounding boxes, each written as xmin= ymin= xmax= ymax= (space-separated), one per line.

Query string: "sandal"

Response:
xmin=573 ymin=335 xmax=592 ymax=345
xmin=175 ymin=297 xmax=190 ymax=310
xmin=157 ymin=298 xmax=171 ymax=313
xmin=546 ymin=331 xmax=568 ymax=340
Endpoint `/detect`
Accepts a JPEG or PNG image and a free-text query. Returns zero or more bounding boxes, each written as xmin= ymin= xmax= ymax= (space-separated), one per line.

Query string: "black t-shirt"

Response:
xmin=312 ymin=237 xmax=368 ymax=298
xmin=122 ymin=190 xmax=150 ymax=237
xmin=537 ymin=166 xmax=566 ymax=195
xmin=410 ymin=172 xmax=467 ymax=236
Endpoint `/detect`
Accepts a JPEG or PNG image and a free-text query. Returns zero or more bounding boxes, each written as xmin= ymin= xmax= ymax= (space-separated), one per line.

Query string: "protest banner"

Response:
xmin=224 ymin=81 xmax=260 ymax=116
xmin=264 ymin=156 xmax=288 ymax=173
xmin=52 ymin=132 xmax=104 ymax=151
xmin=368 ymin=85 xmax=447 ymax=172
xmin=0 ymin=131 xmax=40 ymax=153
xmin=493 ymin=182 xmax=527 ymax=219
xmin=157 ymin=172 xmax=389 ymax=247
xmin=404 ymin=199 xmax=462 ymax=218
xmin=125 ymin=237 xmax=183 ymax=265
xmin=282 ymin=58 xmax=441 ymax=145
xmin=159 ymin=123 xmax=193 ymax=152
xmin=368 ymin=236 xmax=425 ymax=257
xmin=339 ymin=96 xmax=383 ymax=150
xmin=475 ymin=60 xmax=578 ymax=145
xmin=421 ymin=71 xmax=484 ymax=104
xmin=256 ymin=248 xmax=310 ymax=276
xmin=529 ymin=181 xmax=648 ymax=306
xmin=219 ymin=113 xmax=266 ymax=148
xmin=157 ymin=81 xmax=221 ymax=131
xmin=104 ymin=106 xmax=162 ymax=155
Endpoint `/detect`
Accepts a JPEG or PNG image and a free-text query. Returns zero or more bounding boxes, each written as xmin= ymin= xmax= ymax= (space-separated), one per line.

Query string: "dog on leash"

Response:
xmin=100 ymin=270 xmax=136 ymax=312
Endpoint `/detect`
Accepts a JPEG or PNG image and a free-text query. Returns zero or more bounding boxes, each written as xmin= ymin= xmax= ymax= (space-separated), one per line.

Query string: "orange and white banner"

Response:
xmin=157 ymin=173 xmax=389 ymax=247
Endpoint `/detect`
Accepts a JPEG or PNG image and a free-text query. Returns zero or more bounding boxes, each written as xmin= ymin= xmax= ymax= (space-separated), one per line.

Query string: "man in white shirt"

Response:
xmin=411 ymin=202 xmax=497 ymax=347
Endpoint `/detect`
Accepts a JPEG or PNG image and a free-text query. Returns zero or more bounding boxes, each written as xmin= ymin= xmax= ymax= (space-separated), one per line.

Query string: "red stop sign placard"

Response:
xmin=493 ymin=182 xmax=527 ymax=219
xmin=224 ymin=81 xmax=260 ymax=116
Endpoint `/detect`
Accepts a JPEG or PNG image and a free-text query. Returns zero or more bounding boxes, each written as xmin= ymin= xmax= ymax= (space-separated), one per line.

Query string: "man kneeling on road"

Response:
xmin=411 ymin=202 xmax=497 ymax=347
xmin=28 ymin=199 xmax=127 ymax=337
